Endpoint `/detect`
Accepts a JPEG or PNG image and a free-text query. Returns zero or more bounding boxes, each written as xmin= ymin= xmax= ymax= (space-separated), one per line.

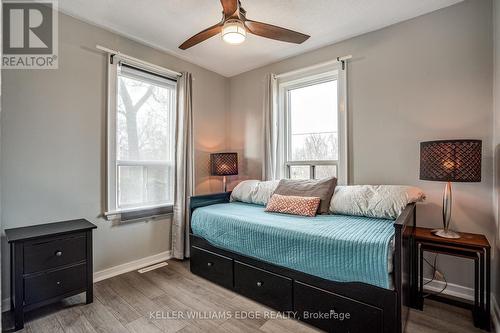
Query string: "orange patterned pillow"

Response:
xmin=265 ymin=194 xmax=321 ymax=217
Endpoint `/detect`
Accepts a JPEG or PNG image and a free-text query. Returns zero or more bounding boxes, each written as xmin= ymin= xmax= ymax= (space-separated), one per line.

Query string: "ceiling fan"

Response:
xmin=179 ymin=0 xmax=310 ymax=50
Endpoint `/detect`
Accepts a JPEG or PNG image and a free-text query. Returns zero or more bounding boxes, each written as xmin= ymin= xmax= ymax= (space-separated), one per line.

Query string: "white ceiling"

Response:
xmin=59 ymin=0 xmax=463 ymax=77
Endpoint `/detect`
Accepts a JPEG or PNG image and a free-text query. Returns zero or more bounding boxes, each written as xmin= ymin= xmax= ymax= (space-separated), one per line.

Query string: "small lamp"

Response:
xmin=210 ymin=152 xmax=238 ymax=192
xmin=419 ymin=139 xmax=482 ymax=239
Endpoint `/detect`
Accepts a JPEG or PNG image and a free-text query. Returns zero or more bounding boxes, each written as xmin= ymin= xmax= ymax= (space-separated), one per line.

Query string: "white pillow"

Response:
xmin=230 ymin=180 xmax=280 ymax=206
xmin=329 ymin=185 xmax=425 ymax=219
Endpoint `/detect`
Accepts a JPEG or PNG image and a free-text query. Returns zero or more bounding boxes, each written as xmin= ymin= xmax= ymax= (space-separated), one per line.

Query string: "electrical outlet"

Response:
xmin=434 ymin=270 xmax=444 ymax=281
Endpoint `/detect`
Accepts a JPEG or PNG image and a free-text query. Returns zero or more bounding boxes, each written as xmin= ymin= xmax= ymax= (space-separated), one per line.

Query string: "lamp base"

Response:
xmin=432 ymin=229 xmax=460 ymax=239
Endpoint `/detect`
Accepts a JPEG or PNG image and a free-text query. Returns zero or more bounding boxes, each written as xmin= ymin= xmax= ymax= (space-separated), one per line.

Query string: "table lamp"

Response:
xmin=210 ymin=152 xmax=238 ymax=192
xmin=419 ymin=139 xmax=482 ymax=239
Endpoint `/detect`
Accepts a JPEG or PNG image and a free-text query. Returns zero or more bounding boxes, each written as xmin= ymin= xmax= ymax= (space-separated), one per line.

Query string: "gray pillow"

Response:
xmin=273 ymin=177 xmax=337 ymax=214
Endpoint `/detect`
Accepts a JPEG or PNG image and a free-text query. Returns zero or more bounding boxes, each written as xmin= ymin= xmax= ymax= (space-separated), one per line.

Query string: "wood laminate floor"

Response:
xmin=2 ymin=259 xmax=489 ymax=333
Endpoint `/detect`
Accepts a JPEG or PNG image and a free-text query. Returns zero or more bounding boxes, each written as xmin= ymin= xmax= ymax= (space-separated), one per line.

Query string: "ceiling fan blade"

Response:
xmin=245 ymin=20 xmax=310 ymax=44
xmin=220 ymin=0 xmax=238 ymax=17
xmin=179 ymin=23 xmax=222 ymax=50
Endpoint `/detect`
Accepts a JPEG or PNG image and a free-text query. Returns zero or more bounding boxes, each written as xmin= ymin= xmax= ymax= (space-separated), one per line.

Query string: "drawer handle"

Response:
xmin=56 ymin=281 xmax=62 ymax=286
xmin=55 ymin=251 xmax=63 ymax=257
xmin=207 ymin=262 xmax=213 ymax=267
xmin=256 ymin=281 xmax=263 ymax=287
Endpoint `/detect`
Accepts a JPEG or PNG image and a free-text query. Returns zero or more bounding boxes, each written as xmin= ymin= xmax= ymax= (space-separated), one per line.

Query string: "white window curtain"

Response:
xmin=172 ymin=72 xmax=194 ymax=259
xmin=262 ymin=73 xmax=283 ymax=180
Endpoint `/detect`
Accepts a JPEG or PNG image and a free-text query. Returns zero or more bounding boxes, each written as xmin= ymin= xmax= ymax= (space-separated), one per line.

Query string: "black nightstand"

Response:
xmin=414 ymin=227 xmax=490 ymax=331
xmin=5 ymin=219 xmax=97 ymax=331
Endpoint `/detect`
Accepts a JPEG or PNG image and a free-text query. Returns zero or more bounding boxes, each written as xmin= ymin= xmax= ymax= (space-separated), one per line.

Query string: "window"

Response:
xmin=107 ymin=61 xmax=176 ymax=220
xmin=278 ymin=67 xmax=347 ymax=183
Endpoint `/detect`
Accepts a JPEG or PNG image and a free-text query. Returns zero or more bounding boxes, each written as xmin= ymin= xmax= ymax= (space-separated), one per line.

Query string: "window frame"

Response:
xmin=278 ymin=65 xmax=348 ymax=184
xmin=106 ymin=57 xmax=177 ymax=221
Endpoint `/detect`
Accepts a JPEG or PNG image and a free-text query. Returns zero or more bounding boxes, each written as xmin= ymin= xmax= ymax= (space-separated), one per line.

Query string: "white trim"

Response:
xmin=1 ymin=250 xmax=173 ymax=312
xmin=275 ymin=55 xmax=352 ymax=79
xmin=117 ymin=160 xmax=171 ymax=167
xmin=105 ymin=203 xmax=173 ymax=217
xmin=93 ymin=250 xmax=172 ymax=282
xmin=423 ymin=278 xmax=474 ymax=300
xmin=337 ymin=62 xmax=348 ymax=184
xmin=96 ymin=45 xmax=182 ymax=78
xmin=282 ymin=71 xmax=339 ymax=180
xmin=279 ymin=70 xmax=338 ymax=89
xmin=106 ymin=56 xmax=177 ymax=220
xmin=286 ymin=160 xmax=338 ymax=166
xmin=277 ymin=63 xmax=348 ymax=184
xmin=106 ymin=54 xmax=118 ymax=216
xmin=424 ymin=278 xmax=500 ymax=332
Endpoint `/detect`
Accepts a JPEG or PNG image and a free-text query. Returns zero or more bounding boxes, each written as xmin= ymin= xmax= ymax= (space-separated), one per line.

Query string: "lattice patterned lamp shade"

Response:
xmin=419 ymin=139 xmax=482 ymax=239
xmin=420 ymin=140 xmax=482 ymax=182
xmin=210 ymin=153 xmax=238 ymax=176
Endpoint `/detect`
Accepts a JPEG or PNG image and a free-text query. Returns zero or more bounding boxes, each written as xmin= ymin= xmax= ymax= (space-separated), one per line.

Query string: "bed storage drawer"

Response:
xmin=234 ymin=261 xmax=292 ymax=311
xmin=190 ymin=246 xmax=233 ymax=289
xmin=294 ymin=281 xmax=383 ymax=333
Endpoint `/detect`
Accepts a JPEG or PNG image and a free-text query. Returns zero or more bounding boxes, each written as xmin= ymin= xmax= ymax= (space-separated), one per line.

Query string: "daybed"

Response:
xmin=189 ymin=183 xmax=421 ymax=333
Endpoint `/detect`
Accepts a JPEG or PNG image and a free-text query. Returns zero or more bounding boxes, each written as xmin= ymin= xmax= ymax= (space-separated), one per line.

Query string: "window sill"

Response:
xmin=105 ymin=205 xmax=173 ymax=222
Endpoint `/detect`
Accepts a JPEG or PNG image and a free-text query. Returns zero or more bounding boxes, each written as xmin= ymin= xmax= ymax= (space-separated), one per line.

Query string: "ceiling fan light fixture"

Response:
xmin=178 ymin=0 xmax=310 ymax=50
xmin=222 ymin=19 xmax=246 ymax=45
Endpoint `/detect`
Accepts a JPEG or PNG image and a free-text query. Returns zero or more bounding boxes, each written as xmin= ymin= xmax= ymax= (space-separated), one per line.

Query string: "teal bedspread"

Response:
xmin=191 ymin=202 xmax=395 ymax=289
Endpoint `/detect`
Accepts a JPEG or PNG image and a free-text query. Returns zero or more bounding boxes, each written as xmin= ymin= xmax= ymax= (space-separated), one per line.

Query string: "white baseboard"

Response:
xmin=423 ymin=278 xmax=474 ymax=300
xmin=424 ymin=278 xmax=500 ymax=332
xmin=93 ymin=250 xmax=172 ymax=282
xmin=1 ymin=250 xmax=172 ymax=312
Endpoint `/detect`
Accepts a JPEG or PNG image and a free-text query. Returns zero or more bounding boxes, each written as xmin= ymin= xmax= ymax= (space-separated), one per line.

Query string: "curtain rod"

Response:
xmin=96 ymin=45 xmax=182 ymax=77
xmin=275 ymin=55 xmax=352 ymax=79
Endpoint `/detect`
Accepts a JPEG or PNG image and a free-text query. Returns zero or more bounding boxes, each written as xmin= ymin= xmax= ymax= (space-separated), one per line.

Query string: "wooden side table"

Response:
xmin=414 ymin=227 xmax=490 ymax=331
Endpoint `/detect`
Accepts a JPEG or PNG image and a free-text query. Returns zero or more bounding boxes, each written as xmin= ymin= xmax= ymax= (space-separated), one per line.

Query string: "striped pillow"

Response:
xmin=265 ymin=194 xmax=321 ymax=217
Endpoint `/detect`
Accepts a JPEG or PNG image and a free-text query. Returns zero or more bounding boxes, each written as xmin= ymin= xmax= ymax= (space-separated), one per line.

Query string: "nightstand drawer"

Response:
xmin=24 ymin=234 xmax=86 ymax=274
xmin=24 ymin=264 xmax=86 ymax=305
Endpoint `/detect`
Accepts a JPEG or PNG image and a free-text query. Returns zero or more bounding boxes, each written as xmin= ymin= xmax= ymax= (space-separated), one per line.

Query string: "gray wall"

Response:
xmin=227 ymin=0 xmax=496 ymax=289
xmin=0 ymin=13 xmax=228 ymax=299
